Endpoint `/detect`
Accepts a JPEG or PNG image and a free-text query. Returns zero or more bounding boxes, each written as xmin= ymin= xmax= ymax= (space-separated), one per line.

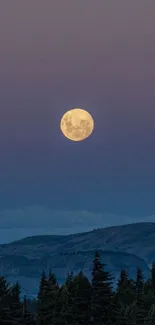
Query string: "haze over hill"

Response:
xmin=0 ymin=206 xmax=155 ymax=243
xmin=0 ymin=222 xmax=154 ymax=297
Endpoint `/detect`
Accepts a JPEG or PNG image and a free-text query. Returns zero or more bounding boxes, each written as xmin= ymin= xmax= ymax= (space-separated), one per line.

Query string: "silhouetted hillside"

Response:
xmin=0 ymin=222 xmax=154 ymax=296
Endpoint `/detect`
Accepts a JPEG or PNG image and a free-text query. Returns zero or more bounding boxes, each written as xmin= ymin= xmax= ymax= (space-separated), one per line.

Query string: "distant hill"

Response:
xmin=0 ymin=222 xmax=154 ymax=297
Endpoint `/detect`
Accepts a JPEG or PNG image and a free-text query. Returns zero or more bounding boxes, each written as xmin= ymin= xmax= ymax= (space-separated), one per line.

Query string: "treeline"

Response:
xmin=1 ymin=251 xmax=155 ymax=324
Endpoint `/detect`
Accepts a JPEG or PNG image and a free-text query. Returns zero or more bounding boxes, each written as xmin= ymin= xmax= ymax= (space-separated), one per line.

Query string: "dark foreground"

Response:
xmin=0 ymin=251 xmax=155 ymax=325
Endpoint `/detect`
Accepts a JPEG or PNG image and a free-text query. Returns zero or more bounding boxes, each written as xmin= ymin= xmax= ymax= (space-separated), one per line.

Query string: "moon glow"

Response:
xmin=60 ymin=108 xmax=94 ymax=141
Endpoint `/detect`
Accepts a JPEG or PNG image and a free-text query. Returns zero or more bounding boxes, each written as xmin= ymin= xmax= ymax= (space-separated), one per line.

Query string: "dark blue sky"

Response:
xmin=0 ymin=0 xmax=155 ymax=242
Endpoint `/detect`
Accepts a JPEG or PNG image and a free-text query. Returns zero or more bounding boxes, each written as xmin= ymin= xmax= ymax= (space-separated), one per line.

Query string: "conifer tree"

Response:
xmin=116 ymin=268 xmax=135 ymax=306
xmin=134 ymin=267 xmax=147 ymax=324
xmin=22 ymin=295 xmax=36 ymax=325
xmin=44 ymin=270 xmax=59 ymax=324
xmin=54 ymin=284 xmax=69 ymax=325
xmin=91 ymin=251 xmax=113 ymax=325
xmin=117 ymin=269 xmax=129 ymax=287
xmin=36 ymin=270 xmax=48 ymax=325
xmin=0 ymin=276 xmax=12 ymax=324
xmin=10 ymin=281 xmax=23 ymax=325
xmin=151 ymin=262 xmax=155 ymax=293
xmin=135 ymin=267 xmax=144 ymax=305
xmin=136 ymin=267 xmax=144 ymax=293
xmin=64 ymin=271 xmax=75 ymax=325
xmin=65 ymin=272 xmax=74 ymax=292
xmin=144 ymin=304 xmax=155 ymax=325
xmin=144 ymin=277 xmax=155 ymax=310
xmin=114 ymin=301 xmax=137 ymax=325
xmin=113 ymin=269 xmax=129 ymax=322
xmin=71 ymin=271 xmax=91 ymax=325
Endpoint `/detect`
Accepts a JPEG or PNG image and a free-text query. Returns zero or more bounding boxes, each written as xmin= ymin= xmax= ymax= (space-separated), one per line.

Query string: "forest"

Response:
xmin=0 ymin=251 xmax=155 ymax=324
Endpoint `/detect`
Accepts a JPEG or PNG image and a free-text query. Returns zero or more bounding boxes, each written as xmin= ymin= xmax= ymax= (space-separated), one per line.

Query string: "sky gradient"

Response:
xmin=0 ymin=1 xmax=155 ymax=241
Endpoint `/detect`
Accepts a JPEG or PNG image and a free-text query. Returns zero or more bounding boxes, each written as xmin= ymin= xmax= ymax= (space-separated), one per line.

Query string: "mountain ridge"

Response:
xmin=7 ymin=221 xmax=155 ymax=245
xmin=1 ymin=221 xmax=154 ymax=264
xmin=0 ymin=222 xmax=154 ymax=297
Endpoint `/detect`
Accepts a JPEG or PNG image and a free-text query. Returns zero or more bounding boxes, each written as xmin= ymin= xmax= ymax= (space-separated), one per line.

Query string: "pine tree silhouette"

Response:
xmin=71 ymin=271 xmax=91 ymax=325
xmin=0 ymin=276 xmax=12 ymax=324
xmin=36 ymin=270 xmax=48 ymax=325
xmin=44 ymin=270 xmax=59 ymax=324
xmin=22 ymin=295 xmax=36 ymax=325
xmin=91 ymin=251 xmax=113 ymax=325
xmin=10 ymin=281 xmax=23 ymax=324
xmin=151 ymin=262 xmax=155 ymax=293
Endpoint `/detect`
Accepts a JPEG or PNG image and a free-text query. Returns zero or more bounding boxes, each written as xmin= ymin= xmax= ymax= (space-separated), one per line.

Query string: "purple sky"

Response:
xmin=0 ymin=1 xmax=155 ymax=241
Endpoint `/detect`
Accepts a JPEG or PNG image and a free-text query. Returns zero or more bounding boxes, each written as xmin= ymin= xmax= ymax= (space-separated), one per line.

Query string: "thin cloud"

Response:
xmin=0 ymin=205 xmax=154 ymax=231
xmin=0 ymin=205 xmax=154 ymax=243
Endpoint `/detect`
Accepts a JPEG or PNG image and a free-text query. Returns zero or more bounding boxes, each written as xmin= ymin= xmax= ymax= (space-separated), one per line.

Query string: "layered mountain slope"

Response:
xmin=0 ymin=222 xmax=155 ymax=264
xmin=0 ymin=222 xmax=154 ymax=296
xmin=1 ymin=250 xmax=150 ymax=297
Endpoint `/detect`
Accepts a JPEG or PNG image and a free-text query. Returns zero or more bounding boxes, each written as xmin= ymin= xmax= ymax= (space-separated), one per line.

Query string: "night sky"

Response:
xmin=0 ymin=1 xmax=155 ymax=242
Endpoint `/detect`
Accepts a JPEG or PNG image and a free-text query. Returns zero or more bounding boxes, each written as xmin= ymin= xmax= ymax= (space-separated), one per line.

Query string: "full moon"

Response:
xmin=60 ymin=108 xmax=94 ymax=141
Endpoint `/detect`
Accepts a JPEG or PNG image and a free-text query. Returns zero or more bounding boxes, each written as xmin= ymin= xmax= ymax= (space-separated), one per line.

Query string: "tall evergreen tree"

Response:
xmin=116 ymin=269 xmax=135 ymax=306
xmin=134 ymin=267 xmax=147 ymax=325
xmin=72 ymin=271 xmax=91 ymax=325
xmin=54 ymin=284 xmax=69 ymax=325
xmin=64 ymin=272 xmax=75 ymax=325
xmin=22 ymin=295 xmax=36 ymax=325
xmin=136 ymin=268 xmax=144 ymax=293
xmin=36 ymin=270 xmax=48 ymax=325
xmin=44 ymin=271 xmax=59 ymax=324
xmin=0 ymin=276 xmax=12 ymax=324
xmin=91 ymin=251 xmax=113 ymax=325
xmin=117 ymin=269 xmax=129 ymax=287
xmin=135 ymin=267 xmax=145 ymax=305
xmin=65 ymin=272 xmax=74 ymax=292
xmin=151 ymin=262 xmax=155 ymax=293
xmin=10 ymin=281 xmax=23 ymax=325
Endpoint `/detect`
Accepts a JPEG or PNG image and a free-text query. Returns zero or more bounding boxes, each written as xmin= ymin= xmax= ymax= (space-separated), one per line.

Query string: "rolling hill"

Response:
xmin=0 ymin=222 xmax=154 ymax=297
